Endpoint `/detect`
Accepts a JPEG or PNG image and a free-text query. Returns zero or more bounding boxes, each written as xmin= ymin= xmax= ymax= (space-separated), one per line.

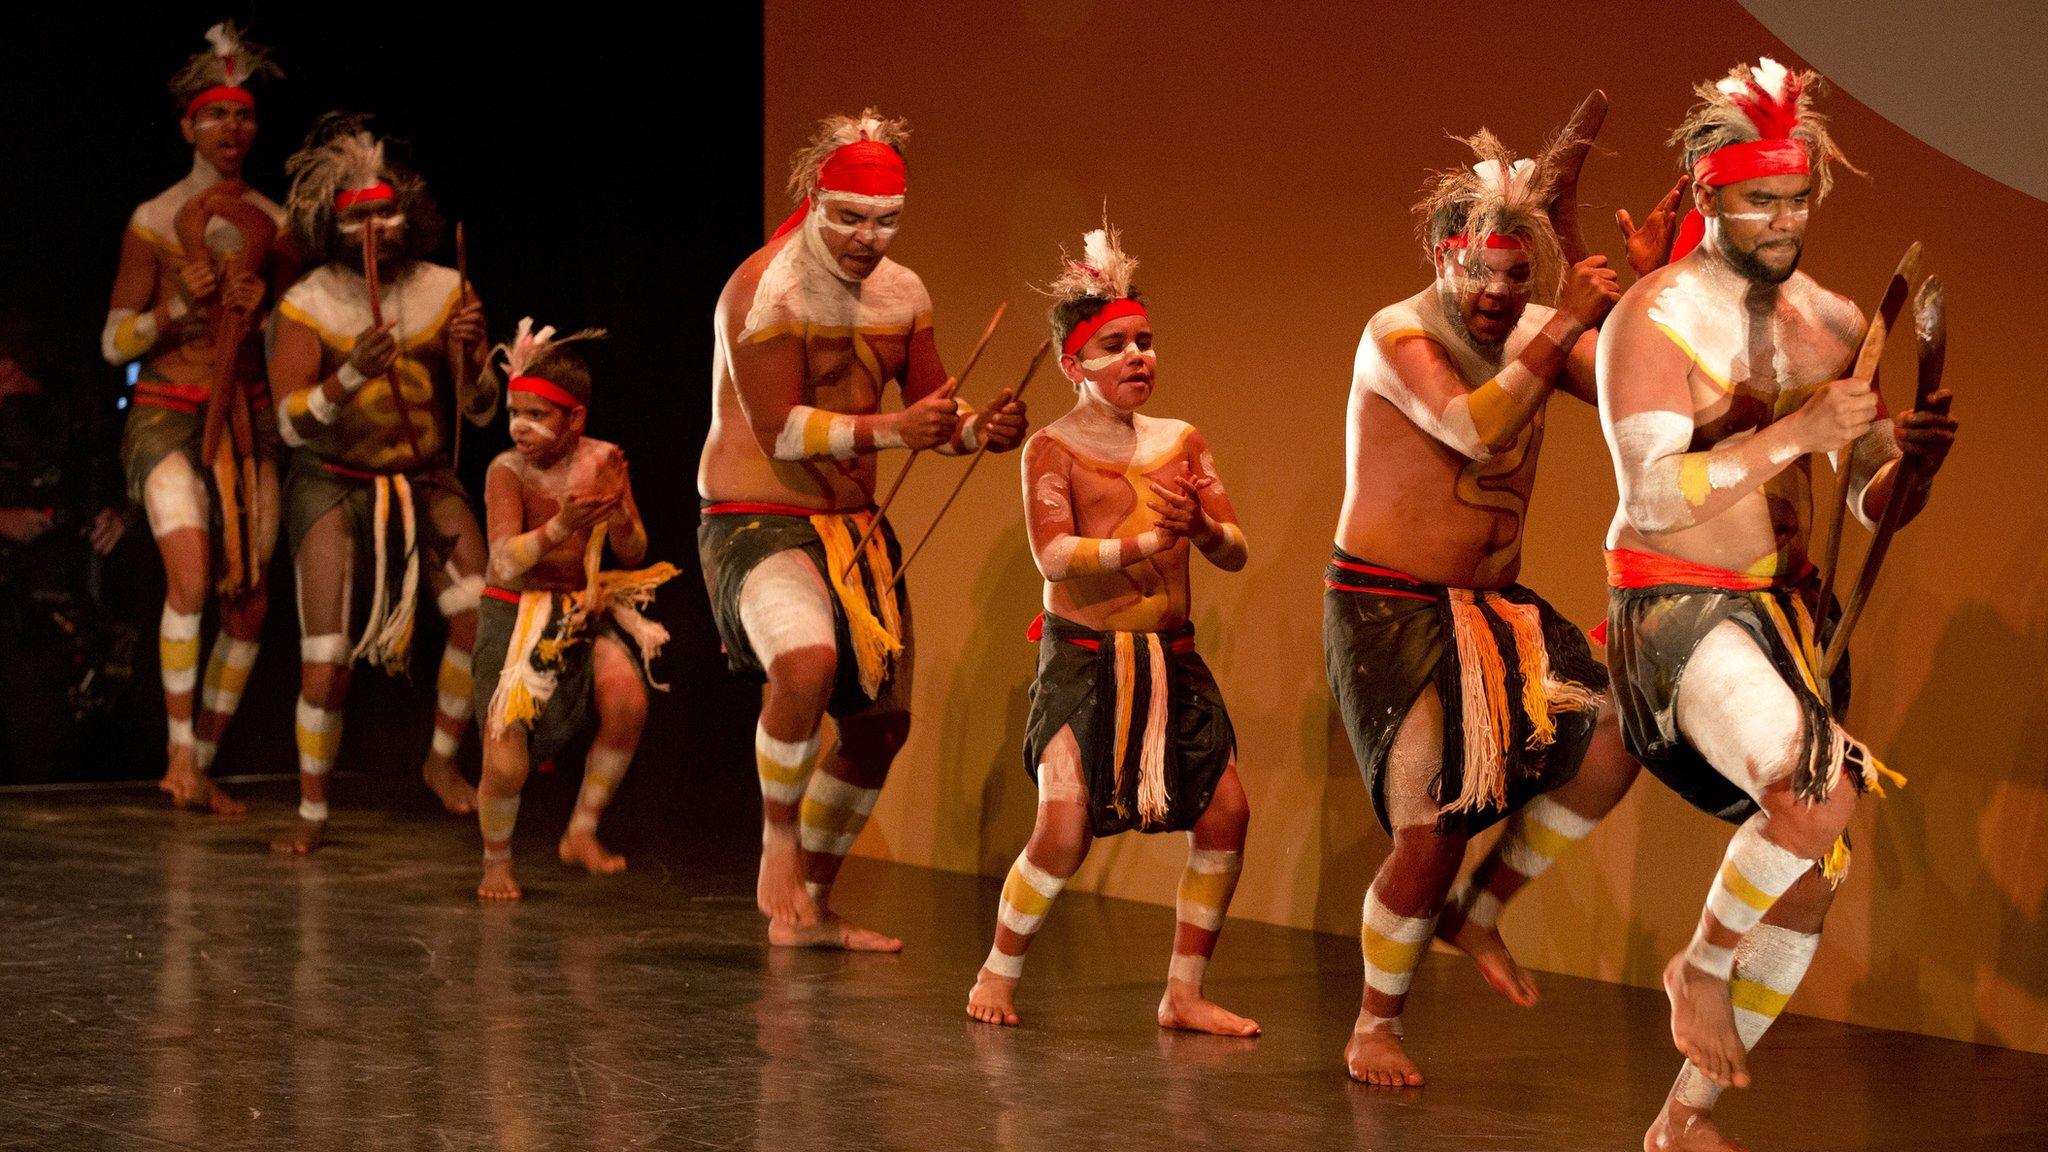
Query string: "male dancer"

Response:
xmin=104 ymin=23 xmax=286 ymax=813
xmin=1327 ymin=126 xmax=1655 ymax=1086
xmin=699 ymin=109 xmax=1027 ymax=949
xmin=268 ymin=115 xmax=497 ymax=852
xmin=965 ymin=224 xmax=1255 ymax=1036
xmin=1598 ymin=59 xmax=1955 ymax=1151
xmin=473 ymin=321 xmax=671 ymax=900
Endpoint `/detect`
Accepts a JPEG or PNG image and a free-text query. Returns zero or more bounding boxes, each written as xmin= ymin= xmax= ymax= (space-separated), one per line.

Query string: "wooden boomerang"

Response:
xmin=1822 ymin=275 xmax=1945 ymax=678
xmin=1813 ymin=241 xmax=1920 ymax=639
xmin=882 ymin=338 xmax=1052 ymax=595
xmin=841 ymin=301 xmax=1008 ymax=579
xmin=1548 ymin=90 xmax=1607 ymax=268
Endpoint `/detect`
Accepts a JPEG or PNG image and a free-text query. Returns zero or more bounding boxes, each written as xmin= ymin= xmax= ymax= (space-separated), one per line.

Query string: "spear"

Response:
xmin=363 ymin=223 xmax=428 ymax=465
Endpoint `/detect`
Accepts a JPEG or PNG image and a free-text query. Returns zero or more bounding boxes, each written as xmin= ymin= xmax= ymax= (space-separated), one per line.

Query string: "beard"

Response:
xmin=1716 ymin=229 xmax=1802 ymax=285
xmin=1435 ymin=282 xmax=1508 ymax=359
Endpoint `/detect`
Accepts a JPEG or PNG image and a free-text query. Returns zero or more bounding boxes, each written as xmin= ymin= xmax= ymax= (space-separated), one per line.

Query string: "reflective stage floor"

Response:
xmin=3 ymin=779 xmax=2044 ymax=1151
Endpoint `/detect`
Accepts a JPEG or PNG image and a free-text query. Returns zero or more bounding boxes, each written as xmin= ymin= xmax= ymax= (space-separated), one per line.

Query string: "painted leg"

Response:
xmin=420 ymin=560 xmax=483 ymax=814
xmin=1439 ymin=704 xmax=1639 ymax=1006
xmin=141 ymin=453 xmax=222 ymax=812
xmin=771 ymin=709 xmax=905 ymax=952
xmin=1664 ymin=622 xmax=1855 ymax=1090
xmin=1648 ymin=871 xmax=1833 ymax=1152
xmin=476 ymin=725 xmax=529 ymax=901
xmin=1158 ymin=761 xmax=1259 ymax=1037
xmin=188 ymin=587 xmax=268 ymax=815
xmin=275 ymin=507 xmax=352 ymax=855
xmin=738 ymin=549 xmax=838 ymax=928
xmin=1346 ymin=686 xmax=1465 ymax=1087
xmin=969 ymin=726 xmax=1090 ymax=1026
xmin=559 ymin=636 xmax=644 ymax=876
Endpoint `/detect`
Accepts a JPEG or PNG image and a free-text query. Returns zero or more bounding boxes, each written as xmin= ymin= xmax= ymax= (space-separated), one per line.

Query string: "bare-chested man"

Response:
xmin=698 ymin=109 xmax=1028 ymax=949
xmin=473 ymin=323 xmax=672 ymax=901
xmin=104 ymin=23 xmax=288 ymax=815
xmin=964 ymin=223 xmax=1256 ymax=1036
xmin=1326 ymin=126 xmax=1666 ymax=1086
xmin=268 ymin=115 xmax=497 ymax=853
xmin=1597 ymin=59 xmax=1956 ymax=1152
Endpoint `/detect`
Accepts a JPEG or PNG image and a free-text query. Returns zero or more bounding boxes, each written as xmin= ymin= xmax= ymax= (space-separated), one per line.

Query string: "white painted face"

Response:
xmin=806 ymin=192 xmax=903 ymax=282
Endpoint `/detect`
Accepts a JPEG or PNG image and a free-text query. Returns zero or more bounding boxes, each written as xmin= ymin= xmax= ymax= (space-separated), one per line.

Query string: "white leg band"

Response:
xmin=438 ymin=575 xmax=483 ymax=617
xmin=301 ymin=633 xmax=350 ymax=665
xmin=299 ymin=799 xmax=330 ymax=822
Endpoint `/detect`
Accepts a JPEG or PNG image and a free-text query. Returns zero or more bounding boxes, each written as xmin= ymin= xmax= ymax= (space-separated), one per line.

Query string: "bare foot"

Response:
xmin=159 ymin=761 xmax=248 ymax=817
xmin=967 ymin=968 xmax=1021 ymax=1026
xmin=422 ymin=759 xmax=477 ymax=815
xmin=1646 ymin=1100 xmax=1747 ymax=1151
xmin=1345 ymin=1015 xmax=1423 ymax=1087
xmin=756 ymin=831 xmax=818 ymax=926
xmin=478 ymin=857 xmax=523 ymax=901
xmin=1437 ymin=916 xmax=1538 ymax=1007
xmin=766 ymin=913 xmax=902 ymax=952
xmin=270 ymin=818 xmax=326 ymax=855
xmin=1664 ymin=952 xmax=1748 ymax=1089
xmin=558 ymin=830 xmax=627 ymax=875
xmin=1158 ymin=980 xmax=1261 ymax=1037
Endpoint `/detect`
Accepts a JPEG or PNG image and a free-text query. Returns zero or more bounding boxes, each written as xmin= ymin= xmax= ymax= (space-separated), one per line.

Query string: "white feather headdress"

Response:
xmin=1046 ymin=220 xmax=1139 ymax=307
xmin=1672 ymin=57 xmax=1858 ymax=200
xmin=168 ymin=21 xmax=281 ymax=108
xmin=489 ymin=317 xmax=609 ymax=383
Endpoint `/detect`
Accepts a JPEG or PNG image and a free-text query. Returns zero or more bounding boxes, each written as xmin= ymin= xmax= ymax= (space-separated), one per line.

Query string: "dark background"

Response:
xmin=0 ymin=5 xmax=767 ymax=841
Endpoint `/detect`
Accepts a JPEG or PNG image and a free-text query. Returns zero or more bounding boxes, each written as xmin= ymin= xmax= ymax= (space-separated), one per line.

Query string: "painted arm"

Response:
xmin=102 ymin=228 xmax=188 ymax=365
xmin=484 ymin=459 xmax=567 ymax=586
xmin=606 ymin=471 xmax=648 ymax=568
xmin=271 ymin=312 xmax=397 ymax=447
xmin=1182 ymin=429 xmax=1247 ymax=572
xmin=1599 ymin=299 xmax=1875 ymax=534
xmin=1021 ymin=436 xmax=1173 ymax=582
xmin=1378 ymin=316 xmax=1581 ymax=459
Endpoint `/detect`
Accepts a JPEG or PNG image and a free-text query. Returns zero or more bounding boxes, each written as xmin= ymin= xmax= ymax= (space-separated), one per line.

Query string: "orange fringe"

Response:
xmin=1444 ymin=590 xmax=1511 ymax=814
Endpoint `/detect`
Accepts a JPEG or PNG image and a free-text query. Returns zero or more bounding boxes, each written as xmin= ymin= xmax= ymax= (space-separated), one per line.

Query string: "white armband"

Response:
xmin=337 ymin=363 xmax=369 ymax=393
xmin=308 ymin=387 xmax=342 ymax=425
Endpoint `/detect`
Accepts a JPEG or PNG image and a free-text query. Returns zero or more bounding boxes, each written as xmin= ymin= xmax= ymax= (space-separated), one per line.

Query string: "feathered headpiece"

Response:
xmin=1043 ymin=219 xmax=1146 ymax=356
xmin=492 ymin=318 xmax=609 ymax=411
xmin=1413 ymin=129 xmax=1567 ymax=300
xmin=168 ymin=22 xmax=281 ymax=118
xmin=1672 ymin=57 xmax=1855 ymax=197
xmin=283 ymin=113 xmax=405 ymax=252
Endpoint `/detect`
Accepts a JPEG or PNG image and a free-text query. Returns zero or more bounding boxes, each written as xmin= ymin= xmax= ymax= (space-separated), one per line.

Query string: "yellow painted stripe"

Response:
xmin=436 ymin=661 xmax=472 ymax=699
xmin=160 ymin=637 xmax=202 ymax=670
xmin=1361 ymin=926 xmax=1429 ymax=976
xmin=296 ymin=724 xmax=343 ymax=760
xmin=799 ymin=410 xmax=836 ymax=457
xmin=756 ymin=750 xmax=809 ymax=788
xmin=1379 ymin=327 xmax=1440 ymax=350
xmin=1679 ymin=454 xmax=1714 ymax=507
xmin=1002 ymin=868 xmax=1056 ymax=919
xmin=1652 ymin=322 xmax=1733 ymax=394
xmin=1467 ymin=380 xmax=1515 ymax=444
xmin=1177 ymin=868 xmax=1235 ymax=911
xmin=798 ymin=795 xmax=854 ymax=831
xmin=1759 ymin=599 xmax=1820 ymax=695
xmin=1729 ymin=977 xmax=1791 ymax=1018
xmin=1517 ymin=815 xmax=1577 ymax=862
xmin=1719 ymin=859 xmax=1778 ymax=913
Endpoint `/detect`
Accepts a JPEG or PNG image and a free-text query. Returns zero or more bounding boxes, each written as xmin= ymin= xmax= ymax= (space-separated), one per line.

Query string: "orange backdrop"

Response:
xmin=763 ymin=0 xmax=2048 ymax=1053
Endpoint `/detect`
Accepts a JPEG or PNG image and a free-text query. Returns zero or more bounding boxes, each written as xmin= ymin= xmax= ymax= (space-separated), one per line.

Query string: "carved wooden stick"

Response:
xmin=364 ymin=224 xmax=428 ymax=464
xmin=449 ymin=221 xmax=471 ymax=466
xmin=882 ymin=338 xmax=1052 ymax=596
xmin=842 ymin=301 xmax=1008 ymax=579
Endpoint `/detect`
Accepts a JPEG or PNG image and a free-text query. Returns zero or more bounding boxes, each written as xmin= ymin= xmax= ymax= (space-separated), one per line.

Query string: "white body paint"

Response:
xmin=737 ymin=548 xmax=837 ymax=669
xmin=1351 ymin=287 xmax=1557 ymax=462
xmin=1674 ymin=620 xmax=1805 ymax=799
xmin=739 ymin=218 xmax=929 ymax=343
xmin=143 ymin=453 xmax=210 ymax=538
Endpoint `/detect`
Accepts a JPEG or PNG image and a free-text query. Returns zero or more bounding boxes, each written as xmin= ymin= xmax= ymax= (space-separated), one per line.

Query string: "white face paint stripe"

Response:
xmin=508 ymin=416 xmax=556 ymax=441
xmin=1079 ymin=346 xmax=1155 ymax=372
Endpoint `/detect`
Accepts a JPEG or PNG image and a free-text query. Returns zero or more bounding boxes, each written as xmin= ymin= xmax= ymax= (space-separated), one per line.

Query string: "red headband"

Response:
xmin=1692 ymin=138 xmax=1810 ymax=188
xmin=818 ymin=139 xmax=907 ymax=198
xmin=510 ymin=376 xmax=583 ymax=412
xmin=1062 ymin=298 xmax=1148 ymax=357
xmin=334 ymin=182 xmax=396 ymax=211
xmin=185 ymin=85 xmax=254 ymax=119
xmin=1436 ymin=232 xmax=1531 ymax=252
